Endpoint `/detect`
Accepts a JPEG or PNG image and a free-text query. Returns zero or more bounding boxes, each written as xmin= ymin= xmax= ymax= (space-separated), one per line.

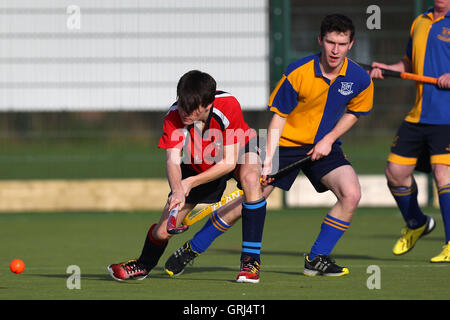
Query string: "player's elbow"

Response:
xmin=221 ymin=157 xmax=238 ymax=174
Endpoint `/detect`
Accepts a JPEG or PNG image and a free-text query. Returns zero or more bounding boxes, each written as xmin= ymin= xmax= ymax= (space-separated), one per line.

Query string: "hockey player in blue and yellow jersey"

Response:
xmin=262 ymin=14 xmax=373 ymax=276
xmin=371 ymin=0 xmax=450 ymax=262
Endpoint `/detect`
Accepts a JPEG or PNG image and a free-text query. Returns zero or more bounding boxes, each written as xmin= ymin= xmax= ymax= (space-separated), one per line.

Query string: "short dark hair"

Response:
xmin=176 ymin=70 xmax=216 ymax=114
xmin=320 ymin=14 xmax=355 ymax=42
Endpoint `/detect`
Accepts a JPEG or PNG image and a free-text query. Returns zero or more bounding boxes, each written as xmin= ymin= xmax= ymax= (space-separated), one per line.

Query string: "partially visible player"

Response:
xmin=370 ymin=0 xmax=450 ymax=262
xmin=165 ymin=14 xmax=374 ymax=278
xmin=107 ymin=70 xmax=266 ymax=281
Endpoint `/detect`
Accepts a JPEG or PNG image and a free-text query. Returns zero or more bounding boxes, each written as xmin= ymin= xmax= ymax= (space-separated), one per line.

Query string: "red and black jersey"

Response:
xmin=158 ymin=91 xmax=256 ymax=173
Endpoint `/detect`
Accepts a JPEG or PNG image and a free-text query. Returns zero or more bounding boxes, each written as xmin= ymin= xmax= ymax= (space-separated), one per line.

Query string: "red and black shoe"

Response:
xmin=107 ymin=259 xmax=149 ymax=281
xmin=236 ymin=256 xmax=260 ymax=283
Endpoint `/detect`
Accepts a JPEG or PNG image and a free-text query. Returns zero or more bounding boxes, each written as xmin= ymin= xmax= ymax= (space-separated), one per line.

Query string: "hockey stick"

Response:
xmin=182 ymin=189 xmax=244 ymax=227
xmin=359 ymin=63 xmax=438 ymax=85
xmin=181 ymin=154 xmax=312 ymax=227
xmin=167 ymin=204 xmax=190 ymax=235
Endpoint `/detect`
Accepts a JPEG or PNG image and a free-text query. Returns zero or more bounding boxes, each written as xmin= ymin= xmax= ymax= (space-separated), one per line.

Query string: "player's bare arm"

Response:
xmin=261 ymin=113 xmax=287 ymax=185
xmin=182 ymin=143 xmax=238 ymax=195
xmin=307 ymin=112 xmax=359 ymax=161
xmin=165 ymin=148 xmax=185 ymax=210
xmin=370 ymin=58 xmax=412 ymax=79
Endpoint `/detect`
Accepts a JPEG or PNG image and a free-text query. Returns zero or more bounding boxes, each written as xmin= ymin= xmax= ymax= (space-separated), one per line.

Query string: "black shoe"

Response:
xmin=164 ymin=241 xmax=199 ymax=277
xmin=303 ymin=254 xmax=349 ymax=277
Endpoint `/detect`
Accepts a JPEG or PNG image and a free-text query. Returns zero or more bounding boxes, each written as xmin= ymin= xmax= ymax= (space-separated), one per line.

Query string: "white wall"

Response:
xmin=0 ymin=0 xmax=269 ymax=111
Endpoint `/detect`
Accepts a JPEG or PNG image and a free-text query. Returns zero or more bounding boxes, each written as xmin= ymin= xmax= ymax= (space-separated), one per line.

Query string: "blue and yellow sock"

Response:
xmin=309 ymin=214 xmax=350 ymax=260
xmin=189 ymin=210 xmax=231 ymax=254
xmin=438 ymin=184 xmax=450 ymax=243
xmin=388 ymin=179 xmax=426 ymax=229
xmin=241 ymin=198 xmax=267 ymax=263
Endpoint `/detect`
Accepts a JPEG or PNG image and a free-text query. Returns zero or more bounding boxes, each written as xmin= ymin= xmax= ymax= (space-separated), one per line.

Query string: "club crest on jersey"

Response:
xmin=338 ymin=82 xmax=354 ymax=96
xmin=437 ymin=27 xmax=450 ymax=42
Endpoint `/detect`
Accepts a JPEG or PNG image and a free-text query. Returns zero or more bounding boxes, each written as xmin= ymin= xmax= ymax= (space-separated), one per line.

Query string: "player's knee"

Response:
xmin=342 ymin=187 xmax=361 ymax=210
xmin=385 ymin=165 xmax=397 ymax=184
xmin=432 ymin=164 xmax=449 ymax=188
xmin=240 ymin=170 xmax=261 ymax=191
xmin=385 ymin=162 xmax=412 ymax=186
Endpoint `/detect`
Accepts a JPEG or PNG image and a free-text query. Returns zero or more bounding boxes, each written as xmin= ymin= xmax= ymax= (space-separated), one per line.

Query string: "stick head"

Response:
xmin=167 ymin=206 xmax=189 ymax=234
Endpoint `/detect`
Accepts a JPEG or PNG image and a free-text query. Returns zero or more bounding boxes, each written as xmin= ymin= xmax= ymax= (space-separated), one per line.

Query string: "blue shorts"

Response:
xmin=389 ymin=121 xmax=450 ymax=173
xmin=271 ymin=143 xmax=351 ymax=193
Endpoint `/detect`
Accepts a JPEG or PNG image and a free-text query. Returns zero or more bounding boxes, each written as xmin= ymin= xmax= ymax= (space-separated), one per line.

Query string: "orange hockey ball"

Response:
xmin=10 ymin=259 xmax=25 ymax=274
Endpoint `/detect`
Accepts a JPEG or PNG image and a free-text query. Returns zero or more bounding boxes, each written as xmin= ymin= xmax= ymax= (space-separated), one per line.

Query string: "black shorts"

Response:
xmin=180 ymin=163 xmax=235 ymax=204
xmin=172 ymin=136 xmax=261 ymax=205
xmin=388 ymin=121 xmax=450 ymax=173
xmin=271 ymin=143 xmax=351 ymax=193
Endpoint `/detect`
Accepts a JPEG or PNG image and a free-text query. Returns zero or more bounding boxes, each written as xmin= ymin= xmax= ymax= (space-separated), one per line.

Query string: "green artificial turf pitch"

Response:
xmin=0 ymin=207 xmax=448 ymax=301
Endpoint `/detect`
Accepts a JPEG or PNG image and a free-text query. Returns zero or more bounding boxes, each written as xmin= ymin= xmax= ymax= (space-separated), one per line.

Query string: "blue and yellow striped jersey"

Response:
xmin=268 ymin=53 xmax=374 ymax=147
xmin=404 ymin=9 xmax=450 ymax=125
